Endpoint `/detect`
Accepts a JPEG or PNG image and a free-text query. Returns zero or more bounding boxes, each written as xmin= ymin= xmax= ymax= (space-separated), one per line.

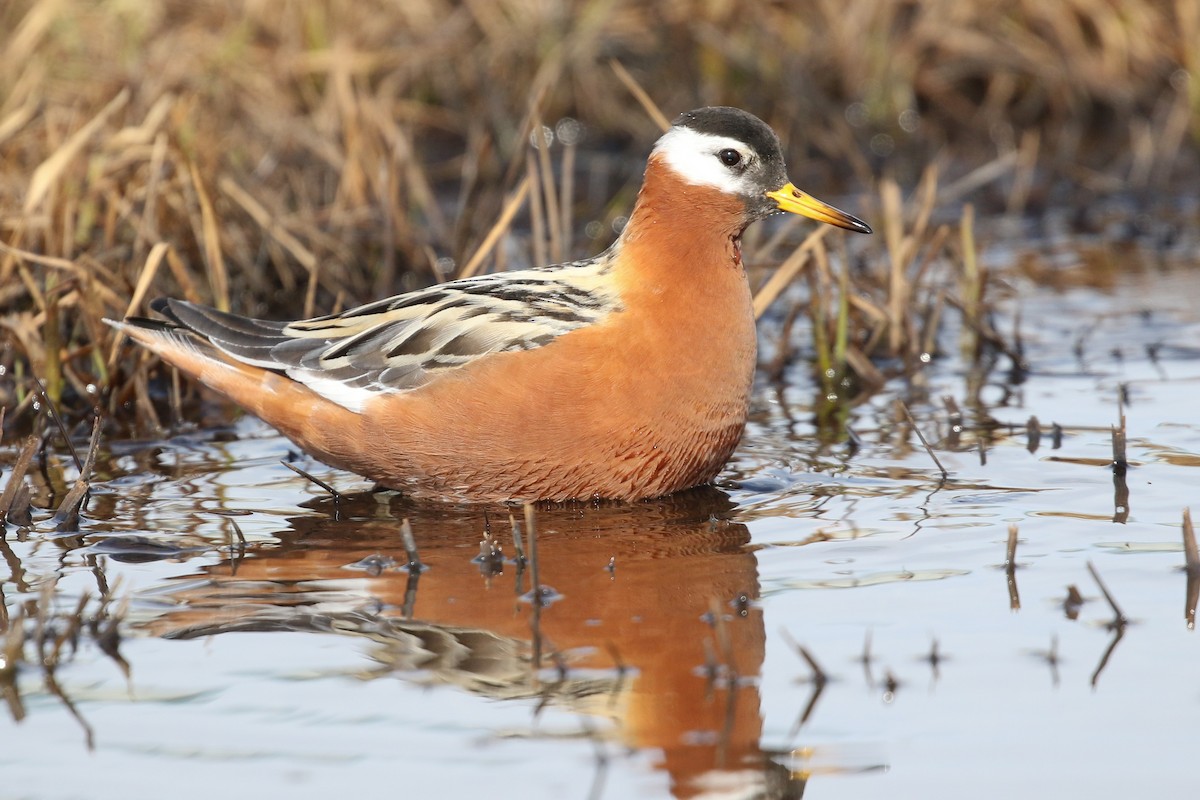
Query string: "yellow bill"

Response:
xmin=766 ymin=183 xmax=872 ymax=234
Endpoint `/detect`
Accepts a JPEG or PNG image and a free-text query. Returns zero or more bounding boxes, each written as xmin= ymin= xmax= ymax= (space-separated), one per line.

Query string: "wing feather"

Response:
xmin=148 ymin=253 xmax=622 ymax=410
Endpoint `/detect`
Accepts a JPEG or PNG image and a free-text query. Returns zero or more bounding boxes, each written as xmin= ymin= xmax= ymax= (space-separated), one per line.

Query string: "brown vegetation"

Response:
xmin=1 ymin=0 xmax=1197 ymax=434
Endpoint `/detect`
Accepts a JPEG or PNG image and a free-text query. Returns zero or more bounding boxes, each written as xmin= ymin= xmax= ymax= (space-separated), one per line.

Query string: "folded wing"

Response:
xmin=148 ymin=258 xmax=621 ymax=411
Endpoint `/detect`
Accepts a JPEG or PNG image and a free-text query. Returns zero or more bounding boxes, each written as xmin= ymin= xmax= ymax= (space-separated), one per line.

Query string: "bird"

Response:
xmin=109 ymin=107 xmax=871 ymax=503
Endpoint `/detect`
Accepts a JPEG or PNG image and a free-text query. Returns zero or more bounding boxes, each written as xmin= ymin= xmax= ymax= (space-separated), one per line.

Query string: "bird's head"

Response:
xmin=650 ymin=107 xmax=872 ymax=235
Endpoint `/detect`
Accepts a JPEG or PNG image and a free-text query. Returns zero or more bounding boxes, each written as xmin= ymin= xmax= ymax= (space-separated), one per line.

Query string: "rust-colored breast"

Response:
xmin=321 ymin=166 xmax=760 ymax=502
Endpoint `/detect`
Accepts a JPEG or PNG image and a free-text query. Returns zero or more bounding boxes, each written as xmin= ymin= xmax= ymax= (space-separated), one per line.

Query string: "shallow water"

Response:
xmin=3 ymin=238 xmax=1200 ymax=799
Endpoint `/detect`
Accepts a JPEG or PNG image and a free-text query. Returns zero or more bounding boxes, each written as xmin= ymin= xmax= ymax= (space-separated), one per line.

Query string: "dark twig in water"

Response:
xmin=1051 ymin=422 xmax=1064 ymax=449
xmin=1182 ymin=509 xmax=1199 ymax=630
xmin=701 ymin=638 xmax=720 ymax=696
xmin=705 ymin=599 xmax=742 ymax=767
xmin=1037 ymin=634 xmax=1061 ymax=688
xmin=1182 ymin=508 xmax=1199 ymax=570
xmin=898 ymin=401 xmax=948 ymax=480
xmin=1004 ymin=523 xmax=1020 ymax=570
xmin=1 ymin=606 xmax=27 ymax=722
xmin=1111 ymin=401 xmax=1128 ymax=474
xmin=400 ymin=565 xmax=421 ymax=621
xmin=1025 ymin=415 xmax=1040 ymax=453
xmin=508 ymin=512 xmax=527 ymax=598
xmin=550 ymin=647 xmax=569 ymax=686
xmin=1005 ymin=523 xmax=1021 ymax=611
xmin=924 ymin=638 xmax=946 ymax=681
xmin=707 ymin=597 xmax=738 ymax=685
xmin=169 ymin=367 xmax=184 ymax=428
xmin=1090 ymin=622 xmax=1126 ymax=689
xmin=858 ymin=630 xmax=876 ymax=688
xmin=1111 ymin=401 xmax=1131 ymax=523
xmin=48 ymin=593 xmax=91 ymax=667
xmin=1112 ymin=471 xmax=1131 ymax=525
xmin=1087 ymin=561 xmax=1127 ymax=629
xmin=280 ymin=460 xmax=343 ymax=503
xmin=53 ymin=414 xmax=104 ymax=531
xmin=1063 ymin=585 xmax=1085 ymax=620
xmin=780 ymin=628 xmax=829 ymax=686
xmin=30 ymin=376 xmax=83 ymax=473
xmin=1110 ymin=425 xmax=1128 ymax=474
xmin=533 ymin=644 xmax=569 ymax=719
xmin=225 ymin=516 xmax=246 ymax=575
xmin=476 ymin=532 xmax=505 ymax=580
xmin=510 ymin=512 xmax=527 ymax=566
xmin=524 ymin=503 xmax=540 ymax=603
xmin=43 ymin=670 xmax=95 ymax=751
xmin=583 ymin=711 xmax=610 ymax=800
xmin=0 ymin=434 xmax=40 ymax=520
xmin=398 ymin=522 xmax=422 ymax=623
xmin=226 ymin=516 xmax=246 ymax=548
xmin=524 ymin=503 xmax=543 ymax=674
xmin=399 ymin=519 xmax=425 ymax=573
xmin=845 ymin=424 xmax=863 ymax=458
xmin=605 ymin=641 xmax=627 ymax=681
xmin=942 ymin=395 xmax=963 ymax=447
xmin=780 ymin=628 xmax=828 ymax=735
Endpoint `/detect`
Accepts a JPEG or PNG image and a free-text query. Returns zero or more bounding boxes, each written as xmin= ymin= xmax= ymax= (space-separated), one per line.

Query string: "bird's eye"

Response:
xmin=718 ymin=148 xmax=742 ymax=167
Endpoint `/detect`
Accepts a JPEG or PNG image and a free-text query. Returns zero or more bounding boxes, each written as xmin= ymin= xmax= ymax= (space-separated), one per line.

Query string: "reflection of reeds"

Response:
xmin=1 ymin=0 xmax=1196 ymax=431
xmin=0 ymin=578 xmax=130 ymax=748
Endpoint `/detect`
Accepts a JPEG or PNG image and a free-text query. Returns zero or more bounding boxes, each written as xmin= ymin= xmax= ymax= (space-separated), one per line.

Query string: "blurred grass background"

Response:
xmin=1 ymin=0 xmax=1198 ymax=430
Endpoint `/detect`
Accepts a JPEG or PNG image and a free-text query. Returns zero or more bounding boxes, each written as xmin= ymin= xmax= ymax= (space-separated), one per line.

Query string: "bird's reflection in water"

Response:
xmin=140 ymin=487 xmax=783 ymax=798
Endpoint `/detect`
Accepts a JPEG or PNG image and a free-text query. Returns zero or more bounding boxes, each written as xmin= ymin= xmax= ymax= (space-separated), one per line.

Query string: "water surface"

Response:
xmin=3 ymin=238 xmax=1200 ymax=799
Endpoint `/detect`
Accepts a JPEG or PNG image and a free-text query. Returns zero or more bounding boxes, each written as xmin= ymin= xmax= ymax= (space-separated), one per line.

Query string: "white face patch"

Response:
xmin=651 ymin=126 xmax=763 ymax=196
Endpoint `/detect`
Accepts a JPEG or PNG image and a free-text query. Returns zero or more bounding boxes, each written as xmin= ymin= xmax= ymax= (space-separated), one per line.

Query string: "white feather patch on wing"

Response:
xmin=652 ymin=127 xmax=761 ymax=195
xmin=289 ymin=372 xmax=379 ymax=413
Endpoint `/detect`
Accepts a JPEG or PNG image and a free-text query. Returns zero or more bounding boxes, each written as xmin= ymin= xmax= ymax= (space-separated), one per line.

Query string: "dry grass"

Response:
xmin=0 ymin=0 xmax=1197 ymax=434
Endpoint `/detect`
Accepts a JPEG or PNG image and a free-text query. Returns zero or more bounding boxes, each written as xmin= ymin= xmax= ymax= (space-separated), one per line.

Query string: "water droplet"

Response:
xmin=610 ymin=215 xmax=628 ymax=235
xmin=898 ymin=109 xmax=920 ymax=133
xmin=919 ymin=352 xmax=932 ymax=363
xmin=869 ymin=133 xmax=894 ymax=157
xmin=529 ymin=124 xmax=554 ymax=149
xmin=555 ymin=117 xmax=583 ymax=146
xmin=844 ymin=102 xmax=868 ymax=127
xmin=584 ymin=220 xmax=604 ymax=239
